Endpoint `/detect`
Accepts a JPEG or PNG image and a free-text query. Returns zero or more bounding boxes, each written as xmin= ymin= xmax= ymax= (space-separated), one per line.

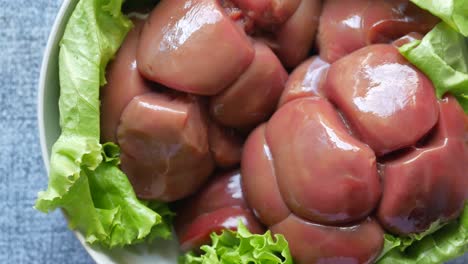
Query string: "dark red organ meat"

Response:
xmin=137 ymin=0 xmax=254 ymax=95
xmin=324 ymin=44 xmax=439 ymax=156
xmin=220 ymin=0 xmax=255 ymax=33
xmin=465 ymin=114 xmax=468 ymax=144
xmin=242 ymin=98 xmax=383 ymax=264
xmin=317 ymin=0 xmax=439 ymax=63
xmin=267 ymin=0 xmax=322 ymax=68
xmin=266 ymin=98 xmax=381 ymax=225
xmin=278 ymin=56 xmax=329 ymax=107
xmin=100 ymin=19 xmax=152 ymax=143
xmin=104 ymin=0 xmax=301 ymax=201
xmin=378 ymin=97 xmax=468 ymax=235
xmin=229 ymin=0 xmax=300 ymax=29
xmin=98 ymin=0 xmax=468 ymax=262
xmin=179 ymin=207 xmax=263 ymax=252
xmin=177 ymin=170 xmax=248 ymax=218
xmin=136 ymin=0 xmax=298 ymax=130
xmin=241 ymin=124 xmax=290 ymax=226
xmin=101 ymin=18 xmax=219 ymax=202
xmin=208 ymin=122 xmax=243 ymax=168
xmin=241 ymin=45 xmax=466 ymax=264
xmin=392 ymin=32 xmax=423 ymax=48
xmin=210 ymin=41 xmax=287 ymax=130
xmin=270 ymin=216 xmax=384 ymax=264
xmin=432 ymin=97 xmax=467 ymax=141
xmin=117 ymin=93 xmax=214 ymax=201
xmin=175 ymin=171 xmax=264 ymax=251
xmin=137 ymin=0 xmax=321 ymax=97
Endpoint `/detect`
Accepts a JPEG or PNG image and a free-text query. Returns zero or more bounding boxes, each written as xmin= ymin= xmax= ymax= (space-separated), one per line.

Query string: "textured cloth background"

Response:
xmin=0 ymin=0 xmax=93 ymax=263
xmin=0 ymin=0 xmax=467 ymax=263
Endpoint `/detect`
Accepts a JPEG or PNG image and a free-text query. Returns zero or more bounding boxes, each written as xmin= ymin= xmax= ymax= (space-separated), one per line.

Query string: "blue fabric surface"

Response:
xmin=0 ymin=0 xmax=93 ymax=263
xmin=0 ymin=0 xmax=467 ymax=263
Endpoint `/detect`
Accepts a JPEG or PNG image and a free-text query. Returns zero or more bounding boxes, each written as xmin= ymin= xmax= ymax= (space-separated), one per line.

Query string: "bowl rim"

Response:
xmin=38 ymin=0 xmax=72 ymax=169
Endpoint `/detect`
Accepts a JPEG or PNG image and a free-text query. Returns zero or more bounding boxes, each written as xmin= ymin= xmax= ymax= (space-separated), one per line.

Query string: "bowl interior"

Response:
xmin=38 ymin=0 xmax=179 ymax=263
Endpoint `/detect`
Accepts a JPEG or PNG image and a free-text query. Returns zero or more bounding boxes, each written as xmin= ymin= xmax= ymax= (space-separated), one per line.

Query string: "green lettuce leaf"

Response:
xmin=385 ymin=5 xmax=468 ymax=261
xmin=399 ymin=22 xmax=468 ymax=113
xmin=410 ymin=0 xmax=468 ymax=37
xmin=377 ymin=220 xmax=446 ymax=261
xmin=180 ymin=222 xmax=292 ymax=264
xmin=145 ymin=201 xmax=176 ymax=241
xmin=377 ymin=204 xmax=468 ymax=264
xmin=36 ymin=0 xmax=172 ymax=247
xmin=377 ymin=221 xmax=443 ymax=260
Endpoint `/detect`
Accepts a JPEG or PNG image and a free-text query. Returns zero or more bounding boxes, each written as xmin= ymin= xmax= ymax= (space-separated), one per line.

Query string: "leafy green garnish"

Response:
xmin=377 ymin=204 xmax=468 ymax=264
xmin=180 ymin=222 xmax=292 ymax=264
xmin=399 ymin=22 xmax=468 ymax=113
xmin=145 ymin=201 xmax=176 ymax=241
xmin=410 ymin=0 xmax=468 ymax=37
xmin=35 ymin=0 xmax=172 ymax=247
xmin=382 ymin=1 xmax=468 ymax=259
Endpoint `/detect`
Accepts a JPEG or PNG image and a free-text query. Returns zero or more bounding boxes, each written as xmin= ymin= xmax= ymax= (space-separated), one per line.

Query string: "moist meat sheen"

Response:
xmin=324 ymin=44 xmax=439 ymax=156
xmin=137 ymin=0 xmax=255 ymax=95
xmin=270 ymin=216 xmax=384 ymax=264
xmin=377 ymin=97 xmax=468 ymax=235
xmin=207 ymin=122 xmax=243 ymax=168
xmin=242 ymin=97 xmax=385 ymax=263
xmin=278 ymin=56 xmax=329 ymax=107
xmin=210 ymin=41 xmax=287 ymax=130
xmin=174 ymin=171 xmax=264 ymax=251
xmin=266 ymin=98 xmax=381 ymax=225
xmin=229 ymin=0 xmax=301 ymax=29
xmin=100 ymin=19 xmax=153 ymax=143
xmin=270 ymin=0 xmax=322 ymax=68
xmin=117 ymin=93 xmax=214 ymax=201
xmin=241 ymin=43 xmax=467 ymax=263
xmin=317 ymin=0 xmax=439 ymax=63
xmin=241 ymin=124 xmax=291 ymax=226
xmin=99 ymin=1 xmax=468 ymax=263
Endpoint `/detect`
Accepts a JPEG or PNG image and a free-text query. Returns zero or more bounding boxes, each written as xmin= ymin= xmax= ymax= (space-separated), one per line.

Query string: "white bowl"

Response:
xmin=37 ymin=0 xmax=179 ymax=263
